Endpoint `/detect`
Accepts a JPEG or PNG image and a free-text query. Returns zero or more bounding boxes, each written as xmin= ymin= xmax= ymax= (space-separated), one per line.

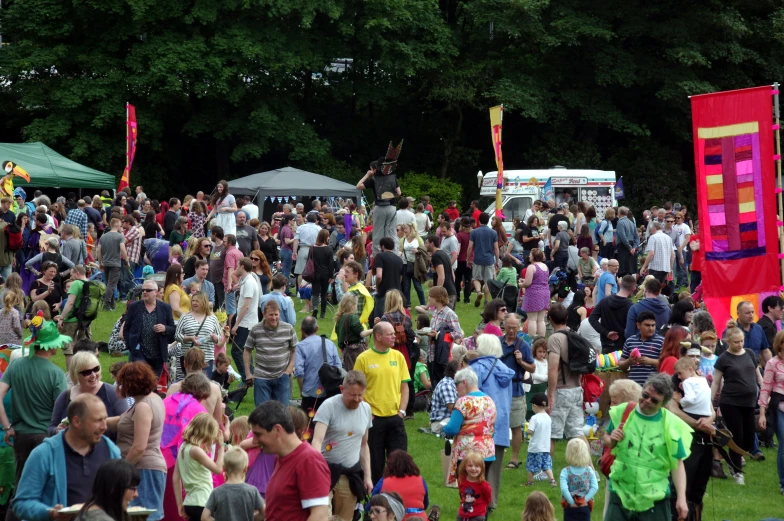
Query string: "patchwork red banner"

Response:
xmin=690 ymin=86 xmax=781 ymax=328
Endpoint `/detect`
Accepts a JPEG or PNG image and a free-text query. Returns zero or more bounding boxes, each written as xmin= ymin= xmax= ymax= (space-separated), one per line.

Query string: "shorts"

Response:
xmin=526 ymin=452 xmax=552 ymax=474
xmin=510 ymin=395 xmax=526 ymax=428
xmin=59 ymin=321 xmax=92 ymax=355
xmin=551 ymin=387 xmax=585 ymax=439
xmin=225 ymin=290 xmax=237 ymax=315
xmin=472 ymin=264 xmax=495 ymax=282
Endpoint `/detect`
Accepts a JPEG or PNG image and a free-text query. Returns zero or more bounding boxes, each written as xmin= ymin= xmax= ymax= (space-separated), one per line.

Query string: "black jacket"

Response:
xmin=123 ymin=300 xmax=176 ymax=362
xmin=588 ymin=294 xmax=633 ymax=353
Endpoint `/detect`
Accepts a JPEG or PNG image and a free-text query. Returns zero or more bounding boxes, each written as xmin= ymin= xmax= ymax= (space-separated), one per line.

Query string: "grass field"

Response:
xmin=47 ymin=296 xmax=782 ymax=521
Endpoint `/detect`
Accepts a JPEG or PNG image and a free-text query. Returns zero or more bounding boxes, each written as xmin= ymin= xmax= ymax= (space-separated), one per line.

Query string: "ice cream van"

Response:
xmin=478 ymin=167 xmax=617 ymax=232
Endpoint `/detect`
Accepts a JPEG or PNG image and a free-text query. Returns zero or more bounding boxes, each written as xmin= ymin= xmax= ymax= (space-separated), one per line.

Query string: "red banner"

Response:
xmin=690 ymin=86 xmax=781 ymax=327
xmin=118 ymin=103 xmax=137 ymax=192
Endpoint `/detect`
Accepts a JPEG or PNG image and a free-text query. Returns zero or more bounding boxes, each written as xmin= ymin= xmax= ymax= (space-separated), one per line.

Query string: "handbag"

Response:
xmin=318 ymin=335 xmax=346 ymax=398
xmin=302 ymin=247 xmax=315 ymax=283
xmin=599 ymin=401 xmax=636 ymax=477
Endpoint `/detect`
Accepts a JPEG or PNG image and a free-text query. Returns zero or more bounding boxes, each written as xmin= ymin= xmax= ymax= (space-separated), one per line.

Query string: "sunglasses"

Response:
xmin=666 ymin=220 xmax=674 ymax=223
xmin=142 ymin=288 xmax=156 ymax=293
xmin=79 ymin=366 xmax=101 ymax=377
xmin=641 ymin=391 xmax=661 ymax=405
xmin=251 ymin=257 xmax=260 ymax=261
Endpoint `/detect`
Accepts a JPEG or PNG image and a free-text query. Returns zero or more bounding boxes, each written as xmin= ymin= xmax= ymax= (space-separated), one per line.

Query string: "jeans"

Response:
xmin=202 ymin=360 xmax=214 ymax=379
xmin=281 ymin=248 xmax=293 ymax=281
xmin=455 ymin=260 xmax=472 ymax=301
xmin=554 ymin=252 xmax=568 ymax=273
xmin=232 ymin=326 xmax=249 ymax=378
xmin=402 ymin=265 xmax=425 ymax=308
xmin=118 ymin=260 xmax=137 ymax=299
xmin=371 ymin=204 xmax=396 ymax=255
xmin=689 ymin=270 xmax=702 ymax=293
xmin=675 ymin=256 xmax=689 ymax=287
xmin=311 ymin=275 xmax=330 ymax=316
xmin=103 ymin=265 xmax=121 ymax=309
xmin=368 ymin=414 xmax=408 ymax=483
xmin=131 ymin=469 xmax=166 ymax=521
xmin=0 ymin=264 xmax=11 ymax=283
xmin=254 ymin=374 xmax=291 ymax=406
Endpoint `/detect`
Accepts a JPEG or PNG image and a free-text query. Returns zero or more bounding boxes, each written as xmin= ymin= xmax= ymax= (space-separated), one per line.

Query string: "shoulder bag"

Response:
xmin=599 ymin=401 xmax=636 ymax=477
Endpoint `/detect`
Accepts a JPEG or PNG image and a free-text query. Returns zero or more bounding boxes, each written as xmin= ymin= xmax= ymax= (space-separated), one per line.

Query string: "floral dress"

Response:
xmin=449 ymin=393 xmax=497 ymax=485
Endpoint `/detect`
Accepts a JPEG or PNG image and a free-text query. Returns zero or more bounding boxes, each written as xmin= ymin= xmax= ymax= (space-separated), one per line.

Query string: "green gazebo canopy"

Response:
xmin=0 ymin=142 xmax=116 ymax=190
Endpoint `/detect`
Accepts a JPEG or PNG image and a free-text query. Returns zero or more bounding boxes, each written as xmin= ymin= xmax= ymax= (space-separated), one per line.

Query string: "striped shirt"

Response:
xmin=622 ymin=333 xmax=665 ymax=385
xmin=174 ymin=313 xmax=223 ymax=362
xmin=245 ymin=321 xmax=298 ymax=380
xmin=645 ymin=231 xmax=673 ymax=273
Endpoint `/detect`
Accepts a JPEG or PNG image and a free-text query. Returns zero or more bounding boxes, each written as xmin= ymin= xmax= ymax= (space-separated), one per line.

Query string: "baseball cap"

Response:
xmin=530 ymin=393 xmax=548 ymax=408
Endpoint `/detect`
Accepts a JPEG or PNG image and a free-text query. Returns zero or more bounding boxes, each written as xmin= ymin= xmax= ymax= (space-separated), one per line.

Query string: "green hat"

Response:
xmin=24 ymin=319 xmax=71 ymax=357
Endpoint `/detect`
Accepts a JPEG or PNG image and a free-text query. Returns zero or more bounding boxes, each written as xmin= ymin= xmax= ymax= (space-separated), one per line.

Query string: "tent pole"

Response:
xmin=774 ymin=82 xmax=783 ymax=287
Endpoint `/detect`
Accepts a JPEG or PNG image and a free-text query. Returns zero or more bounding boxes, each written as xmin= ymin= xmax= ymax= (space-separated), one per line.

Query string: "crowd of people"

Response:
xmin=0 ymin=174 xmax=781 ymax=521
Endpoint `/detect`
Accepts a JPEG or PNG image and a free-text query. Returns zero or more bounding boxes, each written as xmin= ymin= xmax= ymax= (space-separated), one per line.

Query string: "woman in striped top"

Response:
xmin=175 ymin=292 xmax=225 ymax=377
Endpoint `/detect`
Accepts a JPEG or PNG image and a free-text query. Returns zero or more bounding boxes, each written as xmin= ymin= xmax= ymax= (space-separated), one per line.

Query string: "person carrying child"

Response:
xmin=202 ymin=446 xmax=264 ymax=521
xmin=457 ymin=452 xmax=493 ymax=521
xmin=525 ymin=393 xmax=556 ymax=487
xmin=559 ymin=439 xmax=598 ymax=521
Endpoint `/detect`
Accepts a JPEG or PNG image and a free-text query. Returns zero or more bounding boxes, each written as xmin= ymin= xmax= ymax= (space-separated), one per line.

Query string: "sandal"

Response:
xmin=524 ymin=481 xmax=534 ymax=486
xmin=427 ymin=505 xmax=440 ymax=521
xmin=506 ymin=461 xmax=520 ymax=469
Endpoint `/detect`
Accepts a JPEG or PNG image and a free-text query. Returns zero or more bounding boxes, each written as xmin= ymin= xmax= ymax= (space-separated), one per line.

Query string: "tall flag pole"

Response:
xmin=489 ymin=105 xmax=504 ymax=216
xmin=118 ymin=103 xmax=137 ymax=192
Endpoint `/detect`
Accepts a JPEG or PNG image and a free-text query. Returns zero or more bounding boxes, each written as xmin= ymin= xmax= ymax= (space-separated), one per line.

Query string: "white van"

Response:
xmin=478 ymin=167 xmax=617 ymax=232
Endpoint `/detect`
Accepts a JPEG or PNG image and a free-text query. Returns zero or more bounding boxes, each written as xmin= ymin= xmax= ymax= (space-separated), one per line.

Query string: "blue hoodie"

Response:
xmin=13 ymin=431 xmax=120 ymax=521
xmin=468 ymin=356 xmax=515 ymax=447
xmin=625 ymin=297 xmax=672 ymax=339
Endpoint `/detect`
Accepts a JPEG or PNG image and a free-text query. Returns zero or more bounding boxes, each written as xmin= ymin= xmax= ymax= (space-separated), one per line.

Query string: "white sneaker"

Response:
xmin=733 ymin=473 xmax=745 ymax=485
xmin=534 ymin=471 xmax=548 ymax=481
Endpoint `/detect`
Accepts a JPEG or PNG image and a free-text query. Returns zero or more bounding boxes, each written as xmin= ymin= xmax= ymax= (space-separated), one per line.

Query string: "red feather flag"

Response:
xmin=118 ymin=103 xmax=137 ymax=192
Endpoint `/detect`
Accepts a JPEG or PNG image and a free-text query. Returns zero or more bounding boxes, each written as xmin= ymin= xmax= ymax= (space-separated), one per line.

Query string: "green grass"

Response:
xmin=48 ymin=297 xmax=782 ymax=521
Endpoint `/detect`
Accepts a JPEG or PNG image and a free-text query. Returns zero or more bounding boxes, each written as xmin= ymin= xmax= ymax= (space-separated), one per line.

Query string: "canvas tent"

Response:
xmin=0 ymin=142 xmax=116 ymax=190
xmin=228 ymin=167 xmax=361 ymax=214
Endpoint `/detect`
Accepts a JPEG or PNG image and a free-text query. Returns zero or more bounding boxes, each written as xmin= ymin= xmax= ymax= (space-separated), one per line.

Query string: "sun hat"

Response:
xmin=24 ymin=313 xmax=72 ymax=358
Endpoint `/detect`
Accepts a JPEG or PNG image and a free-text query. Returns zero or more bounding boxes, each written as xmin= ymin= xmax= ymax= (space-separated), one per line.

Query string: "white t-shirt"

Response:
xmin=441 ymin=235 xmax=460 ymax=270
xmin=242 ymin=203 xmax=259 ymax=221
xmin=578 ymin=319 xmax=602 ymax=353
xmin=680 ymin=376 xmax=712 ymax=417
xmin=312 ymin=394 xmax=373 ymax=466
xmin=237 ymin=274 xmax=260 ymax=328
xmin=414 ymin=213 xmax=431 ymax=236
xmin=527 ymin=411 xmax=552 ymax=453
xmin=672 ymin=223 xmax=691 ymax=248
xmin=395 ymin=209 xmax=417 ymax=228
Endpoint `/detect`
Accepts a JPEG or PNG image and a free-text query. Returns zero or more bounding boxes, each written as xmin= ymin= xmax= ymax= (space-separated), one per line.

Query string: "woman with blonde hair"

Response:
xmin=182 ymin=237 xmax=211 ymax=279
xmin=380 ymin=289 xmax=417 ymax=417
xmin=399 ymin=223 xmax=425 ymax=307
xmin=175 ymin=291 xmax=225 ymax=377
xmin=0 ymin=272 xmax=26 ymax=317
xmin=0 ymin=291 xmax=23 ymax=345
xmin=333 ymin=293 xmax=371 ymax=370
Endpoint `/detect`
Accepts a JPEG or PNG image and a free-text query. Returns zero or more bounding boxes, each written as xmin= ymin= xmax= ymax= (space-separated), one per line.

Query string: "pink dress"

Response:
xmin=522 ymin=264 xmax=550 ymax=312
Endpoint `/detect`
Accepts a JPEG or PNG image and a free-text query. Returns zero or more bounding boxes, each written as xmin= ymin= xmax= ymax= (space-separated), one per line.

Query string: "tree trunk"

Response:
xmin=440 ymin=105 xmax=463 ymax=179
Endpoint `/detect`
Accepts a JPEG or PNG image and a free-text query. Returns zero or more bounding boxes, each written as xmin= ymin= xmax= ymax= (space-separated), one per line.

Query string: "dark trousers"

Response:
xmin=232 ymin=326 xmax=249 ymax=378
xmin=12 ymin=432 xmax=46 ymax=486
xmin=300 ymin=395 xmax=324 ymax=414
xmin=690 ymin=270 xmax=702 ymax=293
xmin=684 ymin=433 xmax=713 ymax=506
xmin=311 ymin=275 xmax=330 ymax=316
xmin=455 ymin=261 xmax=472 ymax=301
xmin=649 ymin=269 xmax=668 ymax=284
xmin=103 ymin=265 xmax=121 ymax=309
xmin=430 ymin=361 xmax=446 ymax=390
xmin=406 ymin=365 xmax=416 ymax=417
xmin=368 ymin=414 xmax=408 ymax=483
xmin=721 ymin=403 xmax=755 ymax=472
xmin=617 ymin=247 xmax=636 ymax=277
xmin=118 ymin=260 xmax=137 ymax=298
xmin=562 ymin=505 xmax=591 ymax=521
xmin=214 ymin=281 xmax=225 ymax=310
xmin=402 ymin=265 xmax=425 ymax=307
xmin=184 ymin=506 xmax=203 ymax=521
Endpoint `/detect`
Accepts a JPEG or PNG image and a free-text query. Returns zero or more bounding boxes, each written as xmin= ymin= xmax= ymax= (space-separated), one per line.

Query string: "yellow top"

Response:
xmin=354 ymin=347 xmax=410 ymax=417
xmin=164 ymin=283 xmax=191 ymax=320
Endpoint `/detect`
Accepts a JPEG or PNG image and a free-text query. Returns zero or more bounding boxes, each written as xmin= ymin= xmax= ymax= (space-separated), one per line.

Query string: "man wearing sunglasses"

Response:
xmin=124 ymin=280 xmax=176 ymax=376
xmin=604 ymin=373 xmax=691 ymax=521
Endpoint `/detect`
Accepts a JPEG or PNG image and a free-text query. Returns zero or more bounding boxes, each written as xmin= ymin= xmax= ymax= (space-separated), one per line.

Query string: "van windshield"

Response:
xmin=480 ymin=196 xmax=532 ymax=222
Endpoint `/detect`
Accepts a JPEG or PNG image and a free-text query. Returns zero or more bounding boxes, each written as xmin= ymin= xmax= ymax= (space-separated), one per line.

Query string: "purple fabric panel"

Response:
xmin=735 ymin=134 xmax=752 ymax=147
xmin=721 ymin=136 xmax=741 ymax=251
xmin=737 ymin=174 xmax=754 ymax=184
xmin=712 ymin=240 xmax=729 ymax=252
xmin=708 ymin=204 xmax=724 ymax=213
xmin=752 ymin=132 xmax=765 ymax=248
xmin=705 ymin=246 xmax=766 ymax=261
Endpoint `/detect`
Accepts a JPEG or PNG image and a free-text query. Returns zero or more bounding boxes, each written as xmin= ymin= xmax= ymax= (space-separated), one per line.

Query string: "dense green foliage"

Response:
xmin=2 ymin=0 xmax=784 ymax=211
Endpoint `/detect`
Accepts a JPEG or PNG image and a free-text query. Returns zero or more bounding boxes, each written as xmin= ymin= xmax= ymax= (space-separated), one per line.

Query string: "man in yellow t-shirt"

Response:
xmin=354 ymin=321 xmax=410 ymax=483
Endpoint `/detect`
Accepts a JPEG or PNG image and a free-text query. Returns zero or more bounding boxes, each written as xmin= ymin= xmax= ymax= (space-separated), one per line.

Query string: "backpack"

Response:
xmin=432 ymin=325 xmax=454 ymax=366
xmin=4 ymin=223 xmax=22 ymax=252
xmin=75 ymin=280 xmax=106 ymax=330
xmin=317 ymin=335 xmax=346 ymax=398
xmin=385 ymin=313 xmax=418 ymax=367
xmin=372 ymin=173 xmax=398 ymax=203
xmin=554 ymin=329 xmax=596 ymax=383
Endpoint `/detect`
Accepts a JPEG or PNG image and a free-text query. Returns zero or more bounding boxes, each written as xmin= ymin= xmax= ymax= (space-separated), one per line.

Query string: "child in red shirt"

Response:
xmin=457 ymin=452 xmax=493 ymax=521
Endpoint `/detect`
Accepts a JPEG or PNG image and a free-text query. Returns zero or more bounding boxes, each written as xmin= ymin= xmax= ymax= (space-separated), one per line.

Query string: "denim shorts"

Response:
xmin=526 ymin=452 xmax=552 ymax=474
xmin=132 ymin=469 xmax=166 ymax=521
xmin=225 ymin=290 xmax=237 ymax=314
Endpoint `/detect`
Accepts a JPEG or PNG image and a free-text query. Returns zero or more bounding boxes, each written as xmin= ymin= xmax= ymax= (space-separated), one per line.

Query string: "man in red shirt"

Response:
xmin=249 ymin=401 xmax=331 ymax=521
xmin=445 ymin=200 xmax=461 ymax=221
xmin=470 ymin=200 xmax=482 ymax=228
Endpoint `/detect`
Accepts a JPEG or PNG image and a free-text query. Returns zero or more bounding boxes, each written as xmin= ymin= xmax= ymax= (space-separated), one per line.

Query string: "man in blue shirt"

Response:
xmin=182 ymin=260 xmax=215 ymax=306
xmin=466 ymin=212 xmax=499 ymax=308
xmin=499 ymin=314 xmax=535 ymax=469
xmin=294 ymin=317 xmax=343 ymax=413
xmin=260 ymin=274 xmax=297 ymax=326
xmin=733 ymin=301 xmax=772 ymax=366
